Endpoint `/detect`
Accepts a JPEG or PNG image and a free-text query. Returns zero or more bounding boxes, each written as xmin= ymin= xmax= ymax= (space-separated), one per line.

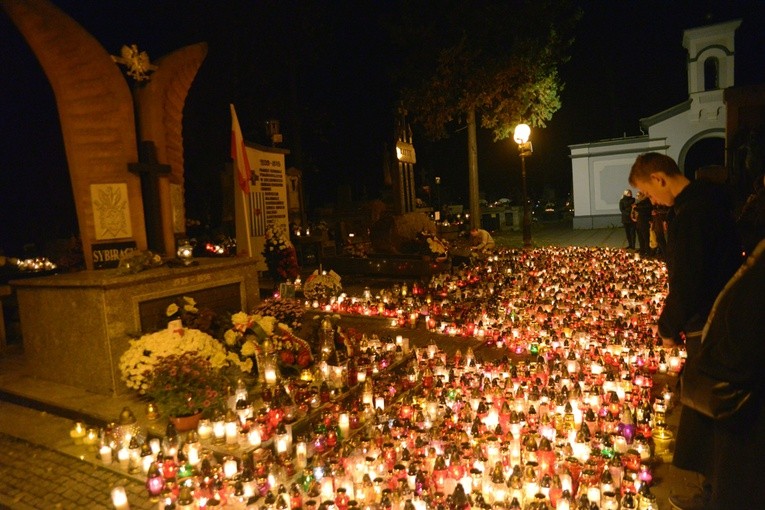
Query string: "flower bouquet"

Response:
xmin=222 ymin=312 xmax=313 ymax=379
xmin=419 ymin=231 xmax=449 ymax=261
xmin=119 ymin=327 xmax=246 ymax=393
xmin=252 ymin=298 xmax=307 ymax=331
xmin=165 ymin=296 xmax=227 ymax=338
xmin=303 ymin=269 xmax=342 ymax=302
xmin=118 ymin=324 xmax=245 ymax=419
xmin=263 ymin=225 xmax=299 ymax=283
xmin=141 ymin=352 xmax=229 ymax=418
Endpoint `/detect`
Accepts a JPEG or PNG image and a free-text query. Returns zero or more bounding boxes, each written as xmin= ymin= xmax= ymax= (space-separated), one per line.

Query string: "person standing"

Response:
xmin=687 ymin=238 xmax=765 ymax=508
xmin=628 ymin=152 xmax=742 ymax=510
xmin=633 ymin=191 xmax=653 ymax=256
xmin=619 ymin=189 xmax=636 ymax=249
xmin=651 ymin=204 xmax=670 ymax=259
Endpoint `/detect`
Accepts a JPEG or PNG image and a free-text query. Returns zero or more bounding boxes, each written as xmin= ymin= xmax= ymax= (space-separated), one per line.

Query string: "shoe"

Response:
xmin=668 ymin=493 xmax=708 ymax=510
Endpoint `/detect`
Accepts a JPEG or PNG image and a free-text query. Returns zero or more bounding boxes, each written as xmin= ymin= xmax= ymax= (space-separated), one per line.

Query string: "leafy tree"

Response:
xmin=392 ymin=0 xmax=580 ymax=225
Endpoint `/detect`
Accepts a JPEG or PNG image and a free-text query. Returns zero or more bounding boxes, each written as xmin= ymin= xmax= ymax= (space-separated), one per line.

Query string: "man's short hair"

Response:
xmin=628 ymin=152 xmax=680 ymax=186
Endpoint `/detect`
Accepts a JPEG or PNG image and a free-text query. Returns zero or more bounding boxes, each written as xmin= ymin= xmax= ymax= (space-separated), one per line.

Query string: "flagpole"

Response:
xmin=240 ymin=182 xmax=254 ymax=258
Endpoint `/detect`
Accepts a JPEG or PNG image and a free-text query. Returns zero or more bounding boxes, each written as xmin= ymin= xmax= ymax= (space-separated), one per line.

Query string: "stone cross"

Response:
xmin=129 ymin=141 xmax=171 ymax=253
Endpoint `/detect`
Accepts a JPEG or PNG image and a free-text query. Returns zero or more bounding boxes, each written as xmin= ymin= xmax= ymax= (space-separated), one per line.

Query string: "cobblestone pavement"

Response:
xmin=0 ymin=429 xmax=155 ymax=510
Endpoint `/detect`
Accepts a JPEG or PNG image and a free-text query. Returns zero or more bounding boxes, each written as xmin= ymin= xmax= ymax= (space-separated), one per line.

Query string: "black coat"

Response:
xmin=691 ymin=240 xmax=765 ymax=508
xmin=659 ymin=181 xmax=742 ymax=339
xmin=662 ymin=180 xmax=743 ymax=476
xmin=619 ymin=195 xmax=635 ymax=225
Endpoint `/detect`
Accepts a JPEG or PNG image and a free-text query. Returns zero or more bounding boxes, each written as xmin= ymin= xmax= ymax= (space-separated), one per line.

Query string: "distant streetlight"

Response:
xmin=434 ymin=176 xmax=441 ymax=211
xmin=514 ymin=123 xmax=533 ymax=248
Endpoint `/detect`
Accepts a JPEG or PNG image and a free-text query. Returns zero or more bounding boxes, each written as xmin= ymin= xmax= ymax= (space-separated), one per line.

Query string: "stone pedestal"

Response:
xmin=12 ymin=257 xmax=259 ymax=396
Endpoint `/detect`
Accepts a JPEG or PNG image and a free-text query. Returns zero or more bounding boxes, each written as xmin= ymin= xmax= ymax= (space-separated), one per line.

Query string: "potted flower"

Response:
xmin=119 ymin=327 xmax=242 ymax=393
xmin=119 ymin=325 xmax=250 ymax=432
xmin=141 ymin=351 xmax=230 ymax=429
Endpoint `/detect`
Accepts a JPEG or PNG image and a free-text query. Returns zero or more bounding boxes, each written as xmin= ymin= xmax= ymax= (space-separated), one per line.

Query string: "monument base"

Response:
xmin=12 ymin=257 xmax=259 ymax=396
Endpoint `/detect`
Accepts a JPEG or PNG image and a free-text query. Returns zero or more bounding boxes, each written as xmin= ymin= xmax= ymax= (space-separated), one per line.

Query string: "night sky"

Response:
xmin=1 ymin=0 xmax=764 ymax=257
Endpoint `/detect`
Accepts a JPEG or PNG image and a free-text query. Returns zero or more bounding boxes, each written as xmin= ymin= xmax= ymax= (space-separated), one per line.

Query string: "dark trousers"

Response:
xmin=636 ymin=221 xmax=651 ymax=255
xmin=623 ymin=222 xmax=636 ymax=249
xmin=674 ymin=332 xmax=714 ymax=479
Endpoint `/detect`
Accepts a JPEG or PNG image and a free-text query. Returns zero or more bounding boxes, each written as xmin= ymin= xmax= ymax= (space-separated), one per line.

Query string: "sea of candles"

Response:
xmin=305 ymin=247 xmax=668 ymax=355
xmin=89 ymin=246 xmax=680 ymax=508
xmin=94 ymin=335 xmax=673 ymax=509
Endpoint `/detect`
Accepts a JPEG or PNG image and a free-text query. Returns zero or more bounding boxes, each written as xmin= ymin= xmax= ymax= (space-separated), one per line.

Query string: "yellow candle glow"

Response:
xmin=296 ymin=441 xmax=308 ymax=468
xmin=248 ymin=428 xmax=262 ymax=447
xmin=100 ymin=445 xmax=112 ymax=465
xmin=338 ymin=412 xmax=350 ymax=438
xmin=111 ymin=486 xmax=130 ymax=510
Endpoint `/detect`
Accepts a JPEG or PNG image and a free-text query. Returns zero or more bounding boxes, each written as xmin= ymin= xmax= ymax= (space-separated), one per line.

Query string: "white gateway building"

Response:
xmin=569 ymin=19 xmax=741 ymax=228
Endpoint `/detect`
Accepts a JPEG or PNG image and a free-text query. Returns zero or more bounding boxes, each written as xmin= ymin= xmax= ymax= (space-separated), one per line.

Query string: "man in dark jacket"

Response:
xmin=629 ymin=152 xmax=742 ymax=510
xmin=619 ymin=189 xmax=636 ymax=249
xmin=690 ymin=238 xmax=765 ymax=509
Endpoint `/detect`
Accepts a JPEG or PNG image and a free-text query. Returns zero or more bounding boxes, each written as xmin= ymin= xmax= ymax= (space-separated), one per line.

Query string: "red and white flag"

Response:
xmin=230 ymin=104 xmax=252 ymax=193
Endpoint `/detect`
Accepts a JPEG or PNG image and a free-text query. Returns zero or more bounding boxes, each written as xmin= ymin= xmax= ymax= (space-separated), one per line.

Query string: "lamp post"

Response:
xmin=514 ymin=123 xmax=533 ymax=249
xmin=435 ymin=176 xmax=441 ymax=215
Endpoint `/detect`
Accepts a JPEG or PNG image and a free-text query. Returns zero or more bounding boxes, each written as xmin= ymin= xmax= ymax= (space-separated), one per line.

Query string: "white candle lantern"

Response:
xmin=338 ymin=413 xmax=350 ymax=439
xmin=213 ymin=417 xmax=226 ymax=443
xmin=110 ymin=486 xmax=130 ymax=510
xmin=248 ymin=428 xmax=262 ymax=447
xmin=223 ymin=457 xmax=239 ymax=478
xmin=117 ymin=447 xmax=130 ymax=470
xmin=197 ymin=419 xmax=212 ymax=440
xmin=100 ymin=445 xmax=113 ymax=465
xmin=225 ymin=412 xmax=239 ymax=446
xmin=296 ymin=440 xmax=308 ymax=468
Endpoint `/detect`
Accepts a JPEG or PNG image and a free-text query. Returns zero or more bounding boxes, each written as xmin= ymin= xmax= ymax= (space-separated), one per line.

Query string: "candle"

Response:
xmin=248 ymin=428 xmax=262 ymax=447
xmin=296 ymin=440 xmax=308 ymax=469
xmin=99 ymin=445 xmax=112 ymax=465
xmin=83 ymin=428 xmax=98 ymax=446
xmin=141 ymin=453 xmax=154 ymax=474
xmin=265 ymin=367 xmax=278 ymax=385
xmin=275 ymin=434 xmax=290 ymax=455
xmin=187 ymin=444 xmax=200 ymax=466
xmin=225 ymin=419 xmax=239 ymax=446
xmin=69 ymin=422 xmax=86 ymax=444
xmin=111 ymin=486 xmax=129 ymax=510
xmin=213 ymin=419 xmax=225 ymax=443
xmin=117 ymin=447 xmax=130 ymax=470
xmin=338 ymin=412 xmax=350 ymax=439
xmin=197 ymin=419 xmax=212 ymax=439
xmin=223 ymin=457 xmax=239 ymax=479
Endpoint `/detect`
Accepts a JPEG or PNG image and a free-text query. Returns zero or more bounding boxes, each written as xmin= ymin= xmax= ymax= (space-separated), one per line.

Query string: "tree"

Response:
xmin=392 ymin=0 xmax=580 ymax=226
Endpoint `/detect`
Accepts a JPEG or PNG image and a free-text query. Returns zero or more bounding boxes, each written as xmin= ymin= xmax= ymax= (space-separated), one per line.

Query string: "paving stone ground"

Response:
xmin=0 ymin=430 xmax=155 ymax=510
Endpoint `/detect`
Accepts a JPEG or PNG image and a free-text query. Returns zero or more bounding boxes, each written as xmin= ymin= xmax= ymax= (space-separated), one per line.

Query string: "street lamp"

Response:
xmin=514 ymin=123 xmax=533 ymax=249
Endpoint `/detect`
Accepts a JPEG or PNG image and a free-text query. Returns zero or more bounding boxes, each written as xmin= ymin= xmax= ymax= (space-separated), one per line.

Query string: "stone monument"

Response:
xmin=2 ymin=0 xmax=207 ymax=265
xmin=3 ymin=0 xmax=261 ymax=395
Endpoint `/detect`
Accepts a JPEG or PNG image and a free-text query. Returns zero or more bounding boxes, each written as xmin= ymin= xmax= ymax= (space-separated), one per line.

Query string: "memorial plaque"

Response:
xmin=235 ymin=144 xmax=290 ymax=269
xmin=91 ymin=240 xmax=137 ymax=269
